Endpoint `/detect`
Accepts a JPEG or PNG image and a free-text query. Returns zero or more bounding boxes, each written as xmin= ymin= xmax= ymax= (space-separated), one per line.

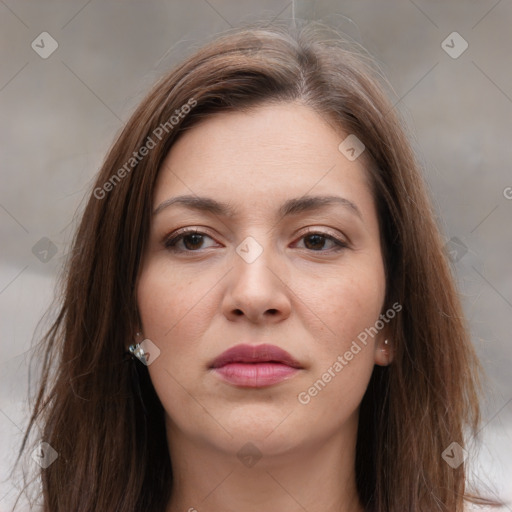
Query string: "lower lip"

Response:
xmin=212 ymin=363 xmax=300 ymax=387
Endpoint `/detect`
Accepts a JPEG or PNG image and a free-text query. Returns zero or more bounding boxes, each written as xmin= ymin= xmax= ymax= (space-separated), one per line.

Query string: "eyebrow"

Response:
xmin=153 ymin=194 xmax=363 ymax=220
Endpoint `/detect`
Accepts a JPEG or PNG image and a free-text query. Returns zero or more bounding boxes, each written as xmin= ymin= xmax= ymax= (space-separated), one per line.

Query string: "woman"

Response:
xmin=15 ymin=21 xmax=503 ymax=512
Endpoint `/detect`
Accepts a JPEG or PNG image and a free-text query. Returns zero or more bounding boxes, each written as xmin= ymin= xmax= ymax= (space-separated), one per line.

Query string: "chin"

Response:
xmin=218 ymin=407 xmax=305 ymax=449
xmin=218 ymin=427 xmax=305 ymax=463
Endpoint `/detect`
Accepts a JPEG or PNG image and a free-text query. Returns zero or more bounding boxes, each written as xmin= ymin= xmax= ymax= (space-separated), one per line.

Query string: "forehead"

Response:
xmin=154 ymin=102 xmax=375 ymax=221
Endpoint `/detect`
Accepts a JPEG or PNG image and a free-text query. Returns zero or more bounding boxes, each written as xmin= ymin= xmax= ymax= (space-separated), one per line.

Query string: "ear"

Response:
xmin=374 ymin=327 xmax=394 ymax=366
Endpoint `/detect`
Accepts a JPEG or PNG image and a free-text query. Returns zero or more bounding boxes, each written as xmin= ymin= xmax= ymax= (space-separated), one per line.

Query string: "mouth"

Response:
xmin=209 ymin=343 xmax=303 ymax=388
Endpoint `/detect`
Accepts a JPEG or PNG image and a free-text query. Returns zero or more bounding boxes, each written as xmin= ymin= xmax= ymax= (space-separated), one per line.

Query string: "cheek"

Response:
xmin=295 ymin=270 xmax=383 ymax=418
xmin=340 ymin=270 xmax=385 ymax=332
xmin=136 ymin=261 xmax=210 ymax=425
xmin=137 ymin=258 xmax=209 ymax=341
xmin=297 ymin=259 xmax=385 ymax=408
xmin=136 ymin=257 xmax=222 ymax=407
xmin=303 ymin=261 xmax=385 ymax=343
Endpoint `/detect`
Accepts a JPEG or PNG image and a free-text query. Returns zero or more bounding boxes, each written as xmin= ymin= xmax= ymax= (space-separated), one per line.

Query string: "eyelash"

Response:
xmin=163 ymin=228 xmax=349 ymax=254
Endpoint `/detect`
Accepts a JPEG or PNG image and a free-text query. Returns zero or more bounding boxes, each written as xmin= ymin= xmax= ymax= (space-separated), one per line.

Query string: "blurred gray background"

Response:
xmin=1 ymin=0 xmax=511 ymax=509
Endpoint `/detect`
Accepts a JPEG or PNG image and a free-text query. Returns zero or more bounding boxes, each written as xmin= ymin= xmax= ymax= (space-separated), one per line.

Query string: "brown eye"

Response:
xmin=303 ymin=233 xmax=330 ymax=251
xmin=296 ymin=231 xmax=348 ymax=252
xmin=164 ymin=230 xmax=216 ymax=252
xmin=163 ymin=229 xmax=348 ymax=254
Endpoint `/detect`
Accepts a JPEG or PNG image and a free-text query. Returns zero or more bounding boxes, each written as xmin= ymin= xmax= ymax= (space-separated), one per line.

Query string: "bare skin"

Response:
xmin=136 ymin=102 xmax=393 ymax=512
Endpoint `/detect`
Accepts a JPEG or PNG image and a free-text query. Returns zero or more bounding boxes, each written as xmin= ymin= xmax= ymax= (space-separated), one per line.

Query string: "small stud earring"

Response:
xmin=128 ymin=343 xmax=148 ymax=366
xmin=128 ymin=332 xmax=147 ymax=364
xmin=381 ymin=339 xmax=391 ymax=352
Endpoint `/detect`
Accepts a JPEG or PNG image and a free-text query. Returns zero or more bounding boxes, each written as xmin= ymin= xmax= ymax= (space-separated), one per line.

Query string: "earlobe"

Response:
xmin=127 ymin=331 xmax=148 ymax=364
xmin=375 ymin=338 xmax=394 ymax=366
xmin=126 ymin=331 xmax=143 ymax=353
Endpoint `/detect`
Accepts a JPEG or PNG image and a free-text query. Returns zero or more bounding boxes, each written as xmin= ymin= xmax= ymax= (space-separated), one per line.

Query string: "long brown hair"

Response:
xmin=14 ymin=20 xmax=502 ymax=511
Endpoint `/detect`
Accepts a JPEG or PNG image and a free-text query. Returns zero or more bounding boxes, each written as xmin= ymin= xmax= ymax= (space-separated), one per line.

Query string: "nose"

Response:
xmin=222 ymin=240 xmax=292 ymax=324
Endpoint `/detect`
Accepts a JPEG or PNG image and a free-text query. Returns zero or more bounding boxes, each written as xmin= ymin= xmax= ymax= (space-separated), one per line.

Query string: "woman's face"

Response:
xmin=137 ymin=101 xmax=391 ymax=457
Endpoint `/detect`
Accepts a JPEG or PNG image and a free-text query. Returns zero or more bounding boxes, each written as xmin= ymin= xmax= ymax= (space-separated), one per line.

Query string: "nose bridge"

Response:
xmin=232 ymin=233 xmax=277 ymax=287
xmin=235 ymin=233 xmax=267 ymax=266
xmin=224 ymin=231 xmax=291 ymax=322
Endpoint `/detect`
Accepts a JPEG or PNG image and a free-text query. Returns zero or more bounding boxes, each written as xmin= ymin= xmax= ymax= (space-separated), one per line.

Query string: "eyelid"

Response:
xmin=298 ymin=226 xmax=348 ymax=243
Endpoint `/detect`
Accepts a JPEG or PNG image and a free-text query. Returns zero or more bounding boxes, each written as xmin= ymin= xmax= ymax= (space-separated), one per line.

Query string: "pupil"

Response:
xmin=306 ymin=234 xmax=324 ymax=250
xmin=185 ymin=234 xmax=203 ymax=250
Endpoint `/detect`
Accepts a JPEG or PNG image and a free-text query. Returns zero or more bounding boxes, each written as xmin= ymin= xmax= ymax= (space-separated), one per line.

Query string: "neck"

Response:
xmin=165 ymin=418 xmax=364 ymax=512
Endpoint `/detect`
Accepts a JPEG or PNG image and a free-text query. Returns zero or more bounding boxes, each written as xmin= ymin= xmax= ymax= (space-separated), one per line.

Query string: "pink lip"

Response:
xmin=210 ymin=344 xmax=302 ymax=388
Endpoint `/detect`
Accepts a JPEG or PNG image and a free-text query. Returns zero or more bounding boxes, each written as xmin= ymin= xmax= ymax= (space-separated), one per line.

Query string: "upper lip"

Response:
xmin=210 ymin=344 xmax=303 ymax=369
